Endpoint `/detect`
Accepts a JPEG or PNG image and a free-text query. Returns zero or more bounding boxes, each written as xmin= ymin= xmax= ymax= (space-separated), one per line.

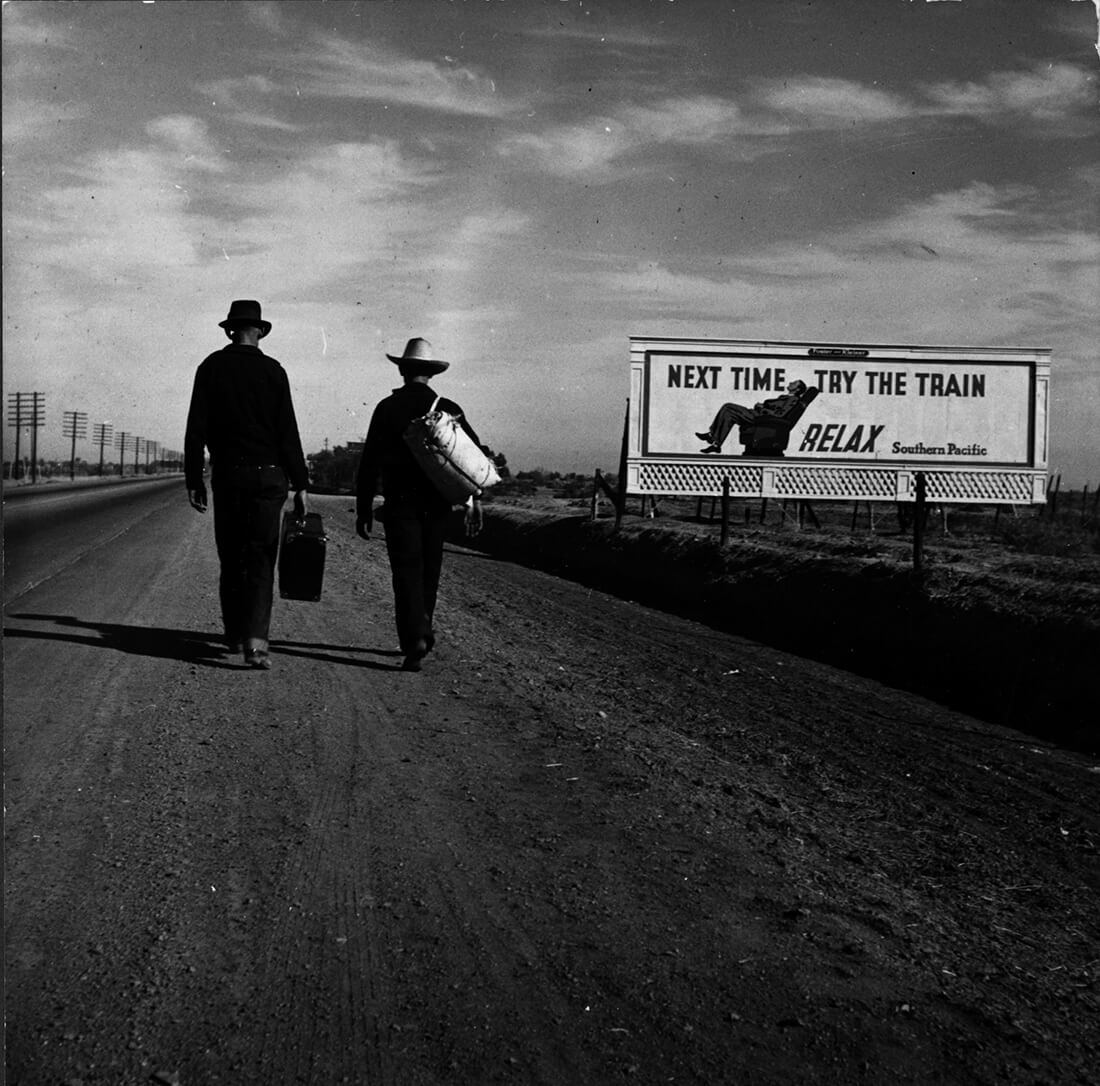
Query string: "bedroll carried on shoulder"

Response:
xmin=403 ymin=397 xmax=501 ymax=504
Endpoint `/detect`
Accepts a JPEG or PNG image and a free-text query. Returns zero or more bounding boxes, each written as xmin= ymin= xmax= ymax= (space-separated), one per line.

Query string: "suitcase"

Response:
xmin=278 ymin=511 xmax=327 ymax=601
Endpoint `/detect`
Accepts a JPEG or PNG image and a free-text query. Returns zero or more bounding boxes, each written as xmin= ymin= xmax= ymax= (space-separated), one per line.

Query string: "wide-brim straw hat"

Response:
xmin=386 ymin=337 xmax=449 ymax=374
xmin=219 ymin=299 xmax=272 ymax=338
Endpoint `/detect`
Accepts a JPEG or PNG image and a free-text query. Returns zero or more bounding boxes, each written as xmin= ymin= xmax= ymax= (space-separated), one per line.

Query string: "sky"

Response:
xmin=3 ymin=0 xmax=1098 ymax=484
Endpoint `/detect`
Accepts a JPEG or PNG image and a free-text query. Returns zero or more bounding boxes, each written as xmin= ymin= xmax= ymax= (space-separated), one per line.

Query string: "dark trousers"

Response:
xmin=382 ymin=501 xmax=450 ymax=654
xmin=707 ymin=402 xmax=757 ymax=448
xmin=212 ymin=466 xmax=288 ymax=644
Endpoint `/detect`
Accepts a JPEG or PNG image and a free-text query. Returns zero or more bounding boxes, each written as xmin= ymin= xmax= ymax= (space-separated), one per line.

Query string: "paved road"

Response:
xmin=4 ymin=488 xmax=1099 ymax=1085
xmin=3 ymin=477 xmax=183 ymax=607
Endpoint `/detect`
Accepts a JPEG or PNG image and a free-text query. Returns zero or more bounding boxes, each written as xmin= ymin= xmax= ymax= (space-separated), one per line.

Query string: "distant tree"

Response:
xmin=307 ymin=445 xmax=359 ymax=493
xmin=480 ymin=447 xmax=510 ymax=480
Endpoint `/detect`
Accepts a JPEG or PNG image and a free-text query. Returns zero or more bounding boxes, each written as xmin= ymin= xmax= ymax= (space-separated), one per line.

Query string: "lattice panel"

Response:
xmin=922 ymin=471 xmax=1036 ymax=504
xmin=630 ymin=459 xmax=1045 ymax=504
xmin=637 ymin=460 xmax=762 ymax=494
xmin=769 ymin=466 xmax=895 ymax=499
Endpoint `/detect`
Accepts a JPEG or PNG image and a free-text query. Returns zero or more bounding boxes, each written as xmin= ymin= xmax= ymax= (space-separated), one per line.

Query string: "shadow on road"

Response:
xmin=267 ymin=639 xmax=402 ymax=670
xmin=4 ymin=614 xmax=400 ymax=671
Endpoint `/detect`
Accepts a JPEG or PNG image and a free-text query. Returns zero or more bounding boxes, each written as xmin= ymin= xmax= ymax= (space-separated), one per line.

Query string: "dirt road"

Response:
xmin=4 ymin=489 xmax=1098 ymax=1085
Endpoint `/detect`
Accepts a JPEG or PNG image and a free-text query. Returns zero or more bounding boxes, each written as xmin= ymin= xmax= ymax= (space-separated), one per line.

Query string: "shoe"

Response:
xmin=700 ymin=444 xmax=721 ymax=454
xmin=401 ymin=638 xmax=428 ymax=672
xmin=244 ymin=637 xmax=271 ymax=669
xmin=695 ymin=432 xmax=712 ymax=442
xmin=226 ymin=642 xmax=244 ymax=655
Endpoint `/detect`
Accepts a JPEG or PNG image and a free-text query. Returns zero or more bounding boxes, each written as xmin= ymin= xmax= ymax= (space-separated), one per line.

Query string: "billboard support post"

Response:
xmin=614 ymin=399 xmax=629 ymax=531
xmin=1047 ymin=473 xmax=1061 ymax=521
xmin=720 ymin=476 xmax=731 ymax=546
xmin=913 ymin=472 xmax=927 ymax=573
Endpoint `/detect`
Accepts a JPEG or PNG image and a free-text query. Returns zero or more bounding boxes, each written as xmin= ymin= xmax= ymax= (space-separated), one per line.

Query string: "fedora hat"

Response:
xmin=219 ymin=299 xmax=272 ymax=338
xmin=386 ymin=337 xmax=449 ymax=374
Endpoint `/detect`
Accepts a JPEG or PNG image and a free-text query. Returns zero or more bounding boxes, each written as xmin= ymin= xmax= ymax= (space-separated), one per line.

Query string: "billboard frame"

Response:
xmin=626 ymin=336 xmax=1050 ymax=505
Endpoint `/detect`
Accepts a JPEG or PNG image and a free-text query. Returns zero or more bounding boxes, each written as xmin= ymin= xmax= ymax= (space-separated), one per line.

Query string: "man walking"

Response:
xmin=355 ymin=337 xmax=484 ymax=672
xmin=185 ymin=299 xmax=309 ymax=669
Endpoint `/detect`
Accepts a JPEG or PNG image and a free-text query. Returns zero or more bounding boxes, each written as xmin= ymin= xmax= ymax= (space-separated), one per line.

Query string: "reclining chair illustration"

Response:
xmin=697 ymin=381 xmax=821 ymax=457
xmin=738 ymin=384 xmax=819 ymax=456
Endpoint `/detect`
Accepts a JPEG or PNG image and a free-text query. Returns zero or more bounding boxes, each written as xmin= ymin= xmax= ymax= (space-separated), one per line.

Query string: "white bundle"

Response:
xmin=403 ymin=398 xmax=501 ymax=503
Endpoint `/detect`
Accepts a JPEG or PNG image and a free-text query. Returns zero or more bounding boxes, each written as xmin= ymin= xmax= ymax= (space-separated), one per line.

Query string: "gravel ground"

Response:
xmin=4 ymin=490 xmax=1099 ymax=1085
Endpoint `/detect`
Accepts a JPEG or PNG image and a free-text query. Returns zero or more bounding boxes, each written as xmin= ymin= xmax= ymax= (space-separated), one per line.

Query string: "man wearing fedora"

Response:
xmin=185 ymin=299 xmax=309 ymax=669
xmin=355 ymin=337 xmax=484 ymax=672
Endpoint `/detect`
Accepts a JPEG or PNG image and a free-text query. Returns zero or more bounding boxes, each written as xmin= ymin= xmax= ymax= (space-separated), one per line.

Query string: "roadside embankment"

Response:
xmin=456 ymin=503 xmax=1099 ymax=754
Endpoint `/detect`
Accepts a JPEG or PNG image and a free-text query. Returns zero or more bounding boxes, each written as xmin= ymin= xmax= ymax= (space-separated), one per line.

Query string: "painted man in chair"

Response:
xmin=697 ymin=379 xmax=819 ymax=457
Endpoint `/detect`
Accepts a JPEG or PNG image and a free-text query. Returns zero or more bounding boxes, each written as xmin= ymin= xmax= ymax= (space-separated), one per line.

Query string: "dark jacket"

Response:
xmin=356 ymin=382 xmax=481 ymax=518
xmin=184 ymin=344 xmax=309 ymax=491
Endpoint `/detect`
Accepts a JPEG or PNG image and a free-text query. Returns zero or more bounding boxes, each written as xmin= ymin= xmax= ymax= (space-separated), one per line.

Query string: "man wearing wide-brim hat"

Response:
xmin=184 ymin=300 xmax=310 ymax=669
xmin=355 ymin=337 xmax=486 ymax=671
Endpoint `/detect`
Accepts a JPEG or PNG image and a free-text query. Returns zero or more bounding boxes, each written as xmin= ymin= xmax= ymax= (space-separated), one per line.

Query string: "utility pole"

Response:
xmin=116 ymin=431 xmax=130 ymax=476
xmin=133 ymin=436 xmax=143 ymax=477
xmin=29 ymin=393 xmax=45 ymax=483
xmin=8 ymin=392 xmax=47 ymax=482
xmin=62 ymin=410 xmax=88 ymax=480
xmin=6 ymin=392 xmax=29 ymax=479
xmin=93 ymin=423 xmax=113 ymax=476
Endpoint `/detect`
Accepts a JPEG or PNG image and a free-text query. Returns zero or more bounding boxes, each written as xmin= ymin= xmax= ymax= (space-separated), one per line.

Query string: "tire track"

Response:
xmin=247 ymin=638 xmax=402 ymax=1083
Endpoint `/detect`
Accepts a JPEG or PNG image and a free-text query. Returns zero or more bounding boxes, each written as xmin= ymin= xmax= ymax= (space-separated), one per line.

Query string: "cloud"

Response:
xmin=921 ymin=62 xmax=1096 ymax=130
xmin=561 ymin=180 xmax=1096 ymax=369
xmin=25 ymin=162 xmax=202 ymax=284
xmin=289 ymin=32 xmax=518 ymax=117
xmin=145 ymin=115 xmax=224 ymax=168
xmin=499 ymin=61 xmax=1097 ymax=182
xmin=2 ymin=93 xmax=90 ymax=146
xmin=499 ymin=95 xmax=784 ymax=178
xmin=0 ymin=3 xmax=81 ymax=50
xmin=3 ymin=113 xmax=257 ymax=305
xmin=519 ymin=21 xmax=674 ymax=50
xmin=241 ymin=0 xmax=292 ymax=38
xmin=192 ymin=31 xmax=523 ymax=126
xmin=197 ymin=74 xmax=281 ymax=109
xmin=194 ymin=76 xmax=303 ymax=132
xmin=1 ymin=5 xmax=89 ymax=145
xmin=752 ymin=77 xmax=914 ymax=126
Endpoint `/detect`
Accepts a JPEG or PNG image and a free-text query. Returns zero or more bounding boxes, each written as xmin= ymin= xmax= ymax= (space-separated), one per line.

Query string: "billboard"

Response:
xmin=627 ymin=338 xmax=1051 ymax=504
